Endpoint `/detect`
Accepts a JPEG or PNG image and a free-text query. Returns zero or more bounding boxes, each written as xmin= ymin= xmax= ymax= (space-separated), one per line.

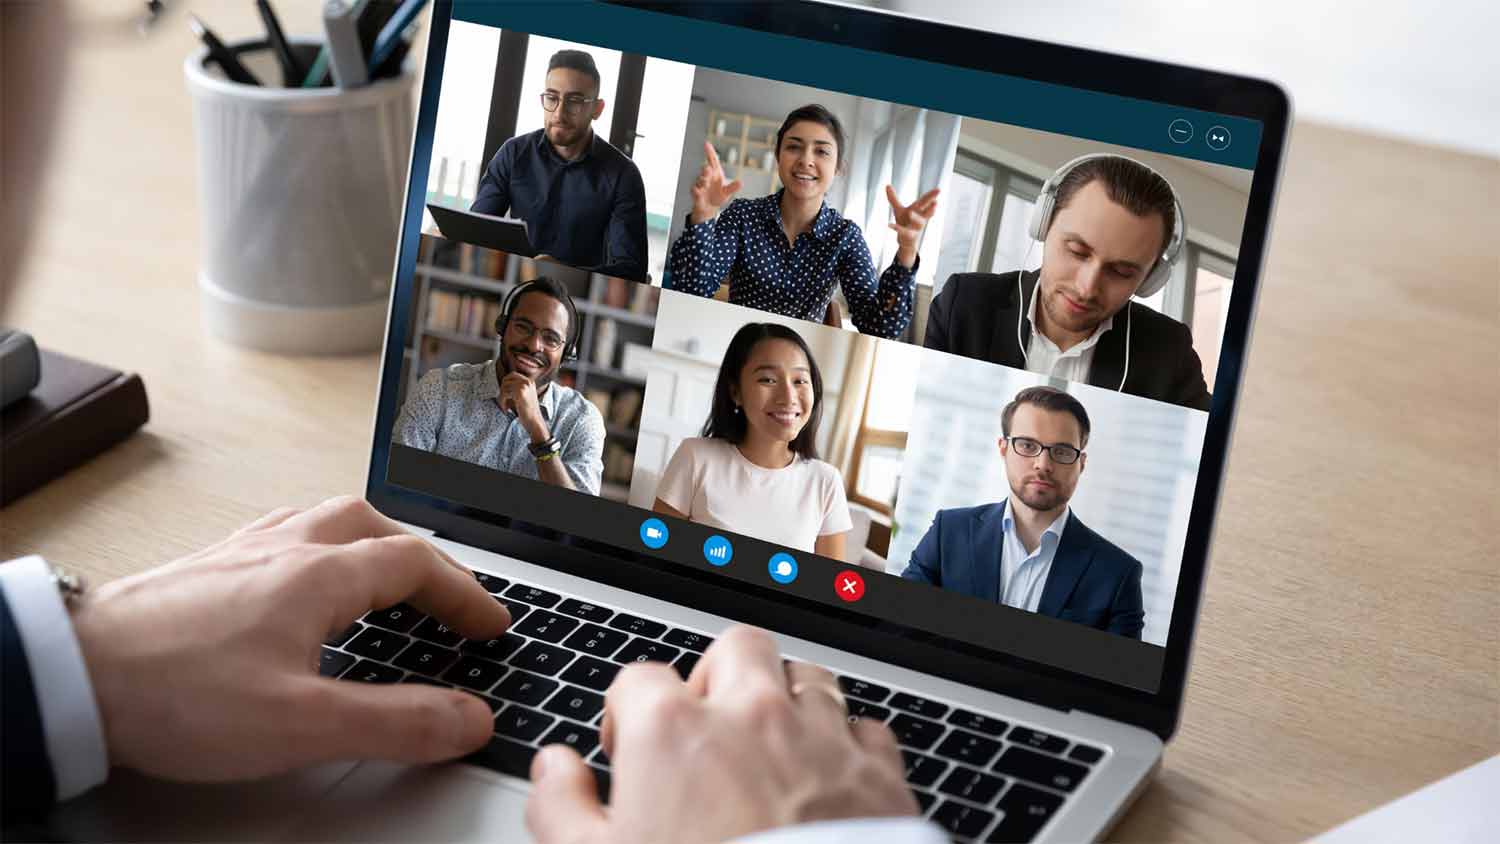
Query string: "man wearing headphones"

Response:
xmin=924 ymin=155 xmax=1212 ymax=412
xmin=393 ymin=277 xmax=605 ymax=494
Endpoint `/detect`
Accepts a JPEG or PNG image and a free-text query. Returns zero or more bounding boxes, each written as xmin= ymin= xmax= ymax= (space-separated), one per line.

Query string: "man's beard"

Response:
xmin=547 ymin=120 xmax=587 ymax=148
xmin=1010 ymin=475 xmax=1067 ymax=512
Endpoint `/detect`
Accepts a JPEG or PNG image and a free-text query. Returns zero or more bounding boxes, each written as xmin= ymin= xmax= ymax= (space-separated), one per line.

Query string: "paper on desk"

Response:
xmin=1311 ymin=753 xmax=1500 ymax=844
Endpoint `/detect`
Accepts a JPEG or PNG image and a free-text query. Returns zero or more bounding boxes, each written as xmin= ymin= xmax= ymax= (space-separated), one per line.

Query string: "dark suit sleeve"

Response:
xmin=1165 ymin=320 xmax=1212 ymax=411
xmin=1105 ymin=557 xmax=1145 ymax=640
xmin=469 ymin=143 xmax=513 ymax=217
xmin=923 ymin=275 xmax=958 ymax=353
xmin=1 ymin=586 xmax=59 ymax=822
xmin=595 ymin=163 xmax=648 ymax=282
xmin=900 ymin=513 xmax=944 ymax=587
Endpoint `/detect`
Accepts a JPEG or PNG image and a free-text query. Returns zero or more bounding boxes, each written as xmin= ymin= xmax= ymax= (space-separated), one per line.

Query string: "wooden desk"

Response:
xmin=3 ymin=4 xmax=1496 ymax=841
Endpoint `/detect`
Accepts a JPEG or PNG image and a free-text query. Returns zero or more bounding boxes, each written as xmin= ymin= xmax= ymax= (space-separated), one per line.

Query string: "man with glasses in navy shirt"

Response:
xmin=901 ymin=386 xmax=1145 ymax=639
xmin=471 ymin=50 xmax=649 ymax=282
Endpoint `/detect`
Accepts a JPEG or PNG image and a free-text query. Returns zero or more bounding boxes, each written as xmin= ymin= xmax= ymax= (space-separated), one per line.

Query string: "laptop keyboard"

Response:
xmin=319 ymin=571 xmax=1108 ymax=842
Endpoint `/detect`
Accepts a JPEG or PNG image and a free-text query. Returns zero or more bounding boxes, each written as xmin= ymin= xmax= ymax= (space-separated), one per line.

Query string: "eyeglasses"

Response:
xmin=540 ymin=91 xmax=597 ymax=115
xmin=1006 ymin=436 xmax=1083 ymax=465
xmin=508 ymin=318 xmax=566 ymax=353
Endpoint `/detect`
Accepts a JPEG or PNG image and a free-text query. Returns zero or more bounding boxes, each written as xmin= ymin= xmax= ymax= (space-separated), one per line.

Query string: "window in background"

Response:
xmin=1186 ymin=248 xmax=1235 ymax=392
xmin=848 ymin=341 xmax=918 ymax=513
xmin=930 ymin=149 xmax=1042 ymax=297
xmin=426 ymin=22 xmax=501 ymax=217
xmin=633 ymin=56 xmax=696 ymax=284
xmin=930 ymin=152 xmax=994 ymax=289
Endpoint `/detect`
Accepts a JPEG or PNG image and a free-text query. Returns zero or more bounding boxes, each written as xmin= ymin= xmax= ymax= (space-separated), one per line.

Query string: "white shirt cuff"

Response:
xmin=735 ymin=816 xmax=948 ymax=844
xmin=0 ymin=556 xmax=109 ymax=800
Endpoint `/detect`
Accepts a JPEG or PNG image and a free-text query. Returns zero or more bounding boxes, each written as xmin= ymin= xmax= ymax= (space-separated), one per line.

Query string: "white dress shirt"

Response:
xmin=1024 ymin=289 xmax=1113 ymax=383
xmin=0 ymin=555 xmax=109 ymax=801
xmin=1 ymin=557 xmax=942 ymax=841
xmin=999 ymin=502 xmax=1072 ymax=612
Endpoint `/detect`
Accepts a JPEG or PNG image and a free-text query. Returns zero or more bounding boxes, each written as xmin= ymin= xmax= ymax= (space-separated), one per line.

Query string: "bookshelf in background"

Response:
xmin=706 ymin=109 xmax=783 ymax=196
xmin=403 ymin=237 xmax=659 ymax=502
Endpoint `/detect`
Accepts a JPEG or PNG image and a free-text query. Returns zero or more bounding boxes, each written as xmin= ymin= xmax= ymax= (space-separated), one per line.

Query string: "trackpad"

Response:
xmin=285 ymin=760 xmax=533 ymax=842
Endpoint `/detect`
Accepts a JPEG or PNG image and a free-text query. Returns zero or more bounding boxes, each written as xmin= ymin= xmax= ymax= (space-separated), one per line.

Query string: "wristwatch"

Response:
xmin=50 ymin=565 xmax=86 ymax=610
xmin=528 ymin=436 xmax=562 ymax=462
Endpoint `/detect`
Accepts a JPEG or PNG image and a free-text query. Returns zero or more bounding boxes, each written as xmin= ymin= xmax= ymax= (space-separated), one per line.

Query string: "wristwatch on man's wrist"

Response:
xmin=528 ymin=435 xmax=562 ymax=462
xmin=50 ymin=565 xmax=87 ymax=610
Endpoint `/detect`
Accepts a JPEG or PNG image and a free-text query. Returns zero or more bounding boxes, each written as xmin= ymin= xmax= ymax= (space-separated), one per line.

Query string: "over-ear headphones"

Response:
xmin=493 ymin=277 xmax=582 ymax=362
xmin=1027 ymin=153 xmax=1186 ymax=299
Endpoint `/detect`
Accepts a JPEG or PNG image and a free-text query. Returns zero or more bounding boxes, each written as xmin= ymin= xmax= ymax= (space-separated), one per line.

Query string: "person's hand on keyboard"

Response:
xmin=526 ymin=625 xmax=918 ymax=843
xmin=69 ymin=495 xmax=512 ymax=782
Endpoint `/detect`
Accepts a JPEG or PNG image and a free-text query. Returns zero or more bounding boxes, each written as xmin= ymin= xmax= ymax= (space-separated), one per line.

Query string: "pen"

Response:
xmin=256 ymin=0 xmax=304 ymax=86
xmin=366 ymin=0 xmax=429 ymax=75
xmin=188 ymin=13 xmax=261 ymax=86
xmin=301 ymin=47 xmax=332 ymax=88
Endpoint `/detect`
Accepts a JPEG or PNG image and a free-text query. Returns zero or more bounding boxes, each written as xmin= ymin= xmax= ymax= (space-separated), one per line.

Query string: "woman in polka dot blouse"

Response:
xmin=665 ymin=104 xmax=940 ymax=340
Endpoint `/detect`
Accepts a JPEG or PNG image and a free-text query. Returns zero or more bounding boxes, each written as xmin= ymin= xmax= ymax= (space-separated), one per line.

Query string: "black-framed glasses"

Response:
xmin=540 ymin=91 xmax=597 ymax=115
xmin=508 ymin=318 xmax=565 ymax=353
xmin=1006 ymin=436 xmax=1083 ymax=465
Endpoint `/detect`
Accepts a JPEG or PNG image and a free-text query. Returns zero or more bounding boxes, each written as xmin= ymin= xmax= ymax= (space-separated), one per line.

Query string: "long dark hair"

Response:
xmin=702 ymin=323 xmax=824 ymax=460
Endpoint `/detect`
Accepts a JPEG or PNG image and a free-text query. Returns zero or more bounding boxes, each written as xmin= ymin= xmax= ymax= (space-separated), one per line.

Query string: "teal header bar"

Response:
xmin=454 ymin=1 xmax=1261 ymax=170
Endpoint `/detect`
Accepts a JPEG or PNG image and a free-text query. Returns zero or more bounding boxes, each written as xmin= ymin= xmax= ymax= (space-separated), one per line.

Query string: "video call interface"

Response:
xmin=384 ymin=3 xmax=1260 ymax=692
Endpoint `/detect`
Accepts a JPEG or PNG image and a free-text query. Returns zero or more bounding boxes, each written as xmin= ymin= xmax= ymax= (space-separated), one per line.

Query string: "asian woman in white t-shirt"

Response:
xmin=653 ymin=323 xmax=853 ymax=557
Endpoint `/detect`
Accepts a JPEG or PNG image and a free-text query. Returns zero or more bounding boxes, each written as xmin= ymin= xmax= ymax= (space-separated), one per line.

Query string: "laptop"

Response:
xmin=427 ymin=203 xmax=538 ymax=258
xmin=57 ymin=1 xmax=1288 ymax=841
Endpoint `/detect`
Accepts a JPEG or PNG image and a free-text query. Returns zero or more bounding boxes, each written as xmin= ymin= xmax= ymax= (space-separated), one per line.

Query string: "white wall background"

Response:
xmin=874 ymin=0 xmax=1500 ymax=159
xmin=888 ymin=356 xmax=1207 ymax=647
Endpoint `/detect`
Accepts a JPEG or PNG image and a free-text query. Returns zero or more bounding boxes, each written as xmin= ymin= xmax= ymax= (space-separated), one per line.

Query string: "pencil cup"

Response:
xmin=184 ymin=38 xmax=415 ymax=354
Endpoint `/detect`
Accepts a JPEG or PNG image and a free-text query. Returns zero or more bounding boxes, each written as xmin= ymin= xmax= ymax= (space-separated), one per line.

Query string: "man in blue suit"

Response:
xmin=902 ymin=386 xmax=1145 ymax=639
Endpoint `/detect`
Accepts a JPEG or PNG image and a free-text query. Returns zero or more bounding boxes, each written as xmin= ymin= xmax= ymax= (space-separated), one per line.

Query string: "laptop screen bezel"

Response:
xmin=365 ymin=0 xmax=1290 ymax=741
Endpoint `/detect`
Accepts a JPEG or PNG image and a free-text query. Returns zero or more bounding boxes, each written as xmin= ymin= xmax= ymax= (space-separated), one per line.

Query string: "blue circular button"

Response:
xmin=639 ymin=518 xmax=669 ymax=550
xmin=703 ymin=535 xmax=734 ymax=566
xmin=768 ymin=552 xmax=799 ymax=584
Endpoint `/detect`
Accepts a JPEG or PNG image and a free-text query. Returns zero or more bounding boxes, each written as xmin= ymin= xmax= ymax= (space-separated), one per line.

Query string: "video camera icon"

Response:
xmin=639 ymin=518 xmax=669 ymax=550
xmin=768 ymin=552 xmax=799 ymax=584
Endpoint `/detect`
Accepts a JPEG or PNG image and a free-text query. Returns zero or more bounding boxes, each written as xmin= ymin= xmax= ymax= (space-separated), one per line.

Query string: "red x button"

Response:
xmin=834 ymin=570 xmax=865 ymax=602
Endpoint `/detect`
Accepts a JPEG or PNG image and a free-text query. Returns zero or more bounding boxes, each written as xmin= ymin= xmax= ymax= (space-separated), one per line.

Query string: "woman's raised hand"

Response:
xmin=690 ymin=141 xmax=744 ymax=225
xmin=886 ymin=185 xmax=941 ymax=268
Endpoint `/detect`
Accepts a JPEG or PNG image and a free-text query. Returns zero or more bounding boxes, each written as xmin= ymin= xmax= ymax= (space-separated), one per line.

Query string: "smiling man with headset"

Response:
xmin=393 ymin=277 xmax=606 ymax=494
xmin=924 ymin=154 xmax=1212 ymax=412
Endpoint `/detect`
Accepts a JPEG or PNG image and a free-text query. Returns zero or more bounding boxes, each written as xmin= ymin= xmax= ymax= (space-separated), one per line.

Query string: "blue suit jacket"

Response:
xmin=901 ymin=504 xmax=1146 ymax=639
xmin=1 ymin=585 xmax=57 ymax=822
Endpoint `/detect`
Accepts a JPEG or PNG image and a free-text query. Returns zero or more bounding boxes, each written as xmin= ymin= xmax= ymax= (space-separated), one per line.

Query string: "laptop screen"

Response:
xmin=377 ymin=0 xmax=1273 ymax=696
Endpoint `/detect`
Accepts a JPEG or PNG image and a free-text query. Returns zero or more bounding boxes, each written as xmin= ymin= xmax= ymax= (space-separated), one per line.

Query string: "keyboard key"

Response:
xmin=346 ymin=659 xmax=403 ymax=684
xmin=466 ymin=737 xmax=535 ymax=779
xmin=913 ymin=790 xmax=937 ymax=814
xmin=540 ymin=722 xmax=600 ymax=756
xmin=590 ymin=766 xmax=611 ymax=804
xmin=462 ymin=633 xmax=526 ymax=664
xmin=948 ymin=709 xmax=1009 ymax=737
xmin=498 ymin=598 xmax=531 ymax=625
xmin=846 ymin=700 xmax=891 ymax=722
xmin=411 ymin=617 xmax=463 ymax=648
xmin=364 ymin=603 xmax=423 ymax=633
xmin=889 ymin=713 xmax=946 ymax=751
xmin=400 ymin=675 xmax=448 ymax=688
xmin=544 ymin=687 xmax=605 ymax=722
xmin=889 ymin=692 xmax=949 ymax=720
xmin=607 ymin=613 xmax=666 ymax=638
xmin=515 ymin=610 xmax=581 ymax=644
xmin=673 ymin=651 xmax=700 ymax=680
xmin=325 ymin=622 xmax=362 ymax=647
xmin=613 ymin=638 xmax=681 ymax=665
xmin=559 ymin=655 xmax=621 ymax=692
xmin=937 ymin=766 xmax=1006 ymax=804
xmin=503 ymin=584 xmax=561 ymax=608
xmin=590 ymin=746 xmax=610 ymax=768
xmin=838 ymin=677 xmax=891 ymax=703
xmin=494 ymin=671 xmax=560 ymax=707
xmin=345 ymin=628 xmax=411 ymax=661
xmin=931 ymin=800 xmax=994 ymax=838
xmin=319 ymin=647 xmax=355 ymax=678
xmin=993 ymin=746 xmax=1089 ymax=792
xmin=511 ymin=641 xmax=575 ymax=676
xmin=494 ymin=705 xmax=555 ymax=742
xmin=935 ymin=729 xmax=1003 ymax=768
xmin=394 ymin=640 xmax=461 ymax=677
xmin=556 ymin=598 xmax=614 ymax=623
xmin=562 ymin=624 xmax=629 ymax=658
xmin=1008 ymin=726 xmax=1067 ymax=755
xmin=662 ymin=629 xmax=712 ymax=652
xmin=901 ymin=750 xmax=948 ymax=788
xmin=443 ymin=655 xmax=507 ymax=692
xmin=987 ymin=782 xmax=1065 ymax=842
xmin=1068 ymin=743 xmax=1104 ymax=765
xmin=472 ymin=571 xmax=509 ymax=594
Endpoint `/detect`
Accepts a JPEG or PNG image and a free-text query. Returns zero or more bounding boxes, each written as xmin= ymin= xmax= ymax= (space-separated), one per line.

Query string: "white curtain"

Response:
xmin=856 ymin=105 xmax=962 ymax=285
